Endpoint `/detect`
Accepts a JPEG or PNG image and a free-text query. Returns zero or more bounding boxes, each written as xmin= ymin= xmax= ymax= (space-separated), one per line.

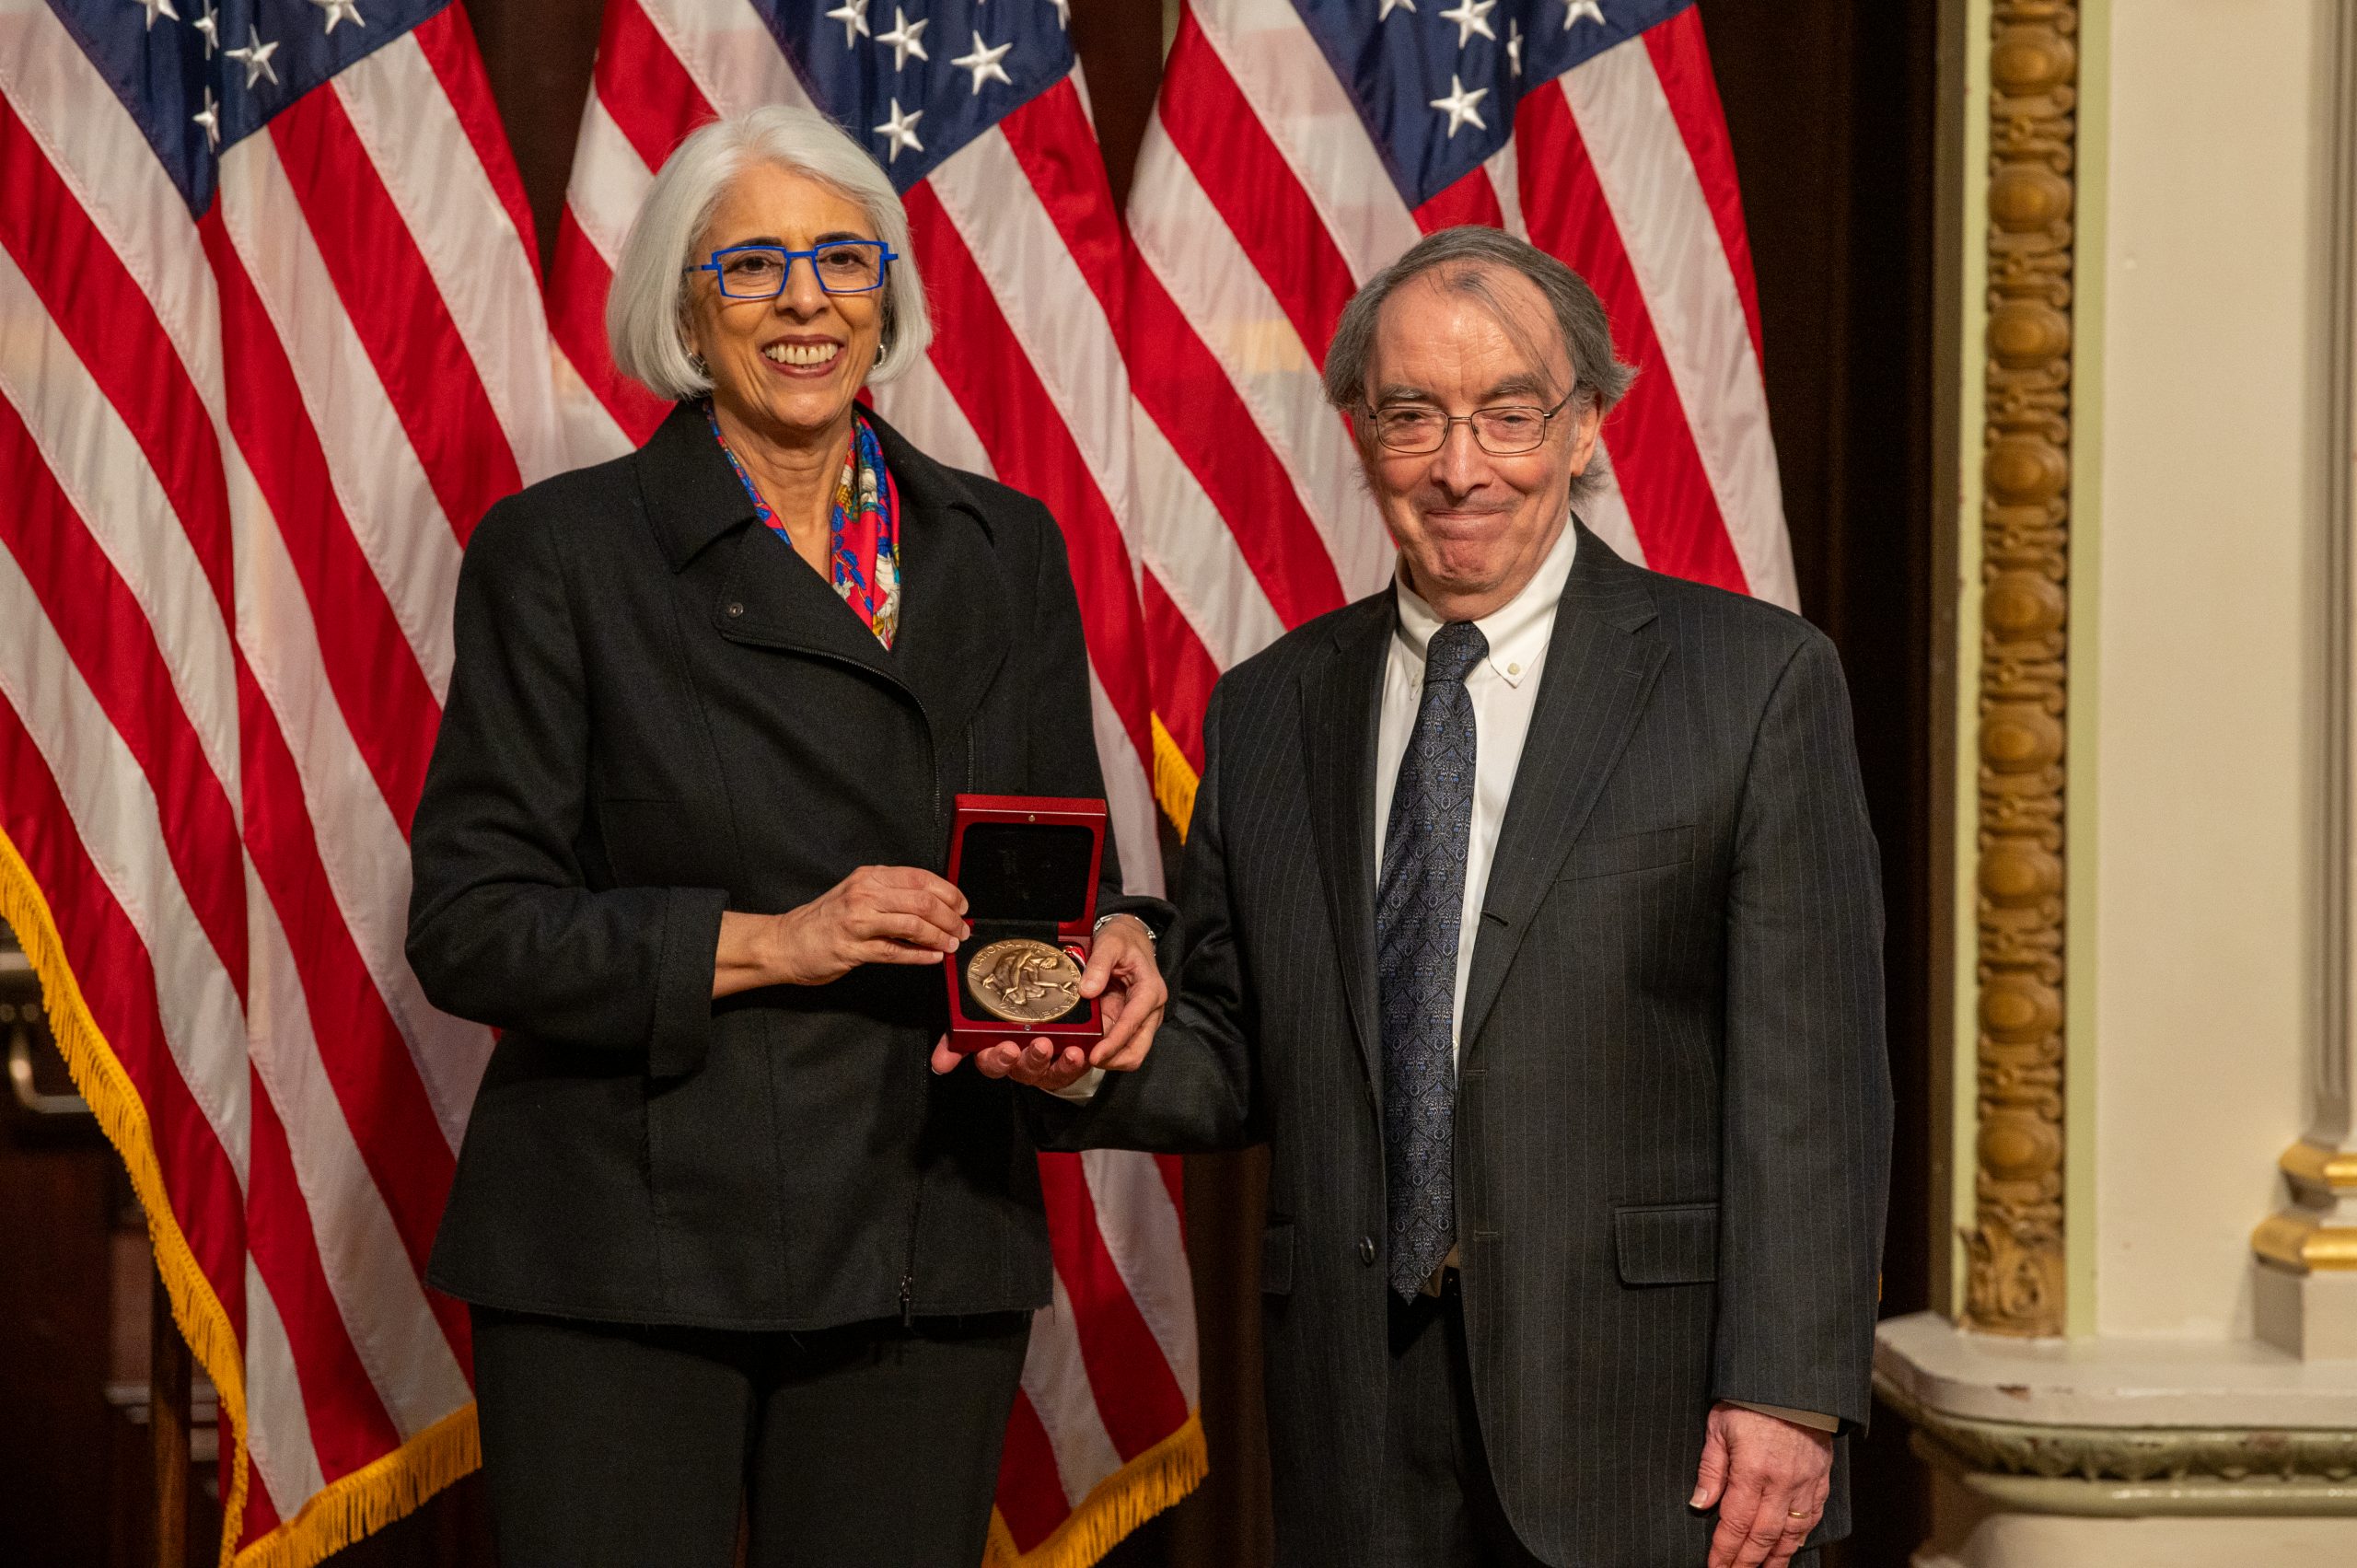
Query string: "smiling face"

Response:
xmin=682 ymin=160 xmax=884 ymax=447
xmin=1358 ymin=265 xmax=1602 ymax=621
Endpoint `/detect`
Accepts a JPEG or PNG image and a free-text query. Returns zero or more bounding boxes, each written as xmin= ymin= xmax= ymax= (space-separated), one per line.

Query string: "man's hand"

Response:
xmin=1691 ymin=1402 xmax=1833 ymax=1568
xmin=928 ymin=914 xmax=1166 ymax=1090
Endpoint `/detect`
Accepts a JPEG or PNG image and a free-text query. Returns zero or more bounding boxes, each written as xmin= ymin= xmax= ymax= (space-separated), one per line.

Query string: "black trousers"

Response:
xmin=470 ymin=1306 xmax=1030 ymax=1568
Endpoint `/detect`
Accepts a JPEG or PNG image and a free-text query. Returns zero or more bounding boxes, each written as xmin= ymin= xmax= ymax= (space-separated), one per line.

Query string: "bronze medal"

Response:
xmin=966 ymin=937 xmax=1086 ymax=1026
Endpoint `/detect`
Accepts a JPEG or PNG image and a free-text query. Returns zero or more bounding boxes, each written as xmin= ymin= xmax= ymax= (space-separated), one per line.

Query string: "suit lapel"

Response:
xmin=713 ymin=516 xmax=905 ymax=685
xmin=704 ymin=410 xmax=1012 ymax=747
xmin=1458 ymin=523 xmax=1666 ymax=1055
xmin=1299 ymin=594 xmax=1394 ymax=1098
xmin=871 ymin=416 xmax=1012 ymax=741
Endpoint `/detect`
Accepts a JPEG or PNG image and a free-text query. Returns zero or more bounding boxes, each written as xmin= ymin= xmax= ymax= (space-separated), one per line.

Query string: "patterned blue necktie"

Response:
xmin=1377 ymin=619 xmax=1486 ymax=1299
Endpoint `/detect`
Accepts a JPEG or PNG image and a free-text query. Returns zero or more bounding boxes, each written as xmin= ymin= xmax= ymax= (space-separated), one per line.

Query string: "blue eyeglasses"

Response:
xmin=688 ymin=240 xmax=896 ymax=299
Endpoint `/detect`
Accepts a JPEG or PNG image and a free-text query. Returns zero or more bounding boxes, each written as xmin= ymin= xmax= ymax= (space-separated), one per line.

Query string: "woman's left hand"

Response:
xmin=929 ymin=914 xmax=1166 ymax=1091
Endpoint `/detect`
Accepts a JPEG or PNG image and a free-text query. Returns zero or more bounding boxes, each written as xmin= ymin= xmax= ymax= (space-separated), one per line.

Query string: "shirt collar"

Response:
xmin=1391 ymin=519 xmax=1579 ymax=689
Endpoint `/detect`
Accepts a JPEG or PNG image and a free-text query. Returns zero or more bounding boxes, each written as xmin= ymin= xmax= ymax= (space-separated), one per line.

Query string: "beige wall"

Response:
xmin=2086 ymin=0 xmax=2339 ymax=1339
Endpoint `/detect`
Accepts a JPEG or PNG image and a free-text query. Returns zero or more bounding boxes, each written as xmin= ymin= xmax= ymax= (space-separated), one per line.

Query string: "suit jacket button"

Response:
xmin=725 ymin=601 xmax=745 ymax=617
xmin=1358 ymin=1237 xmax=1377 ymax=1266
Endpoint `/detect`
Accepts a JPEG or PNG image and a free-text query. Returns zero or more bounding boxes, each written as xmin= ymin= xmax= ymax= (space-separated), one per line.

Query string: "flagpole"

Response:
xmin=152 ymin=1265 xmax=191 ymax=1568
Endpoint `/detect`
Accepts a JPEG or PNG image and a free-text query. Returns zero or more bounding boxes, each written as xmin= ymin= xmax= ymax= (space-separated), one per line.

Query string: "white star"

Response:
xmin=1428 ymin=73 xmax=1488 ymax=137
xmin=192 ymin=86 xmax=220 ymax=149
xmin=1377 ymin=0 xmax=1414 ymax=17
xmin=1562 ymin=0 xmax=1606 ymax=30
xmin=1048 ymin=0 xmax=1069 ymax=29
xmin=1506 ymin=16 xmax=1523 ymax=75
xmin=131 ymin=0 xmax=178 ymax=29
xmin=226 ymin=26 xmax=280 ymax=90
xmin=876 ymin=6 xmax=929 ymax=70
xmin=308 ymin=0 xmax=364 ymax=31
xmin=192 ymin=0 xmax=218 ymax=53
xmin=873 ymin=98 xmax=924 ymax=161
xmin=950 ymin=30 xmax=1014 ymax=94
xmin=1437 ymin=0 xmax=1495 ymax=47
xmin=824 ymin=0 xmax=869 ymax=47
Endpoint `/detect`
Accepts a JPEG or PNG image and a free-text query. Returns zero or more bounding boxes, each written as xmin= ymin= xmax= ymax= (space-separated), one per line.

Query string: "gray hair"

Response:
xmin=607 ymin=106 xmax=932 ymax=401
xmin=1322 ymin=226 xmax=1635 ymax=499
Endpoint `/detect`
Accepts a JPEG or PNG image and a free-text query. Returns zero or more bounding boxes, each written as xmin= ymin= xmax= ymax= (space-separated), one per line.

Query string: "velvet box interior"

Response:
xmin=942 ymin=795 xmax=1106 ymax=1051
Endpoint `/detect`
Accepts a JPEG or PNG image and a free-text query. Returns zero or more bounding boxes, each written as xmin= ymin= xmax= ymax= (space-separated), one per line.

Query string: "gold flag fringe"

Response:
xmin=234 ymin=1404 xmax=480 ymax=1568
xmin=1149 ymin=715 xmax=1200 ymax=841
xmin=0 ymin=823 xmax=254 ymax=1566
xmin=8 ymin=813 xmax=1200 ymax=1568
xmin=1 ymin=822 xmax=478 ymax=1568
xmin=983 ymin=1410 xmax=1209 ymax=1568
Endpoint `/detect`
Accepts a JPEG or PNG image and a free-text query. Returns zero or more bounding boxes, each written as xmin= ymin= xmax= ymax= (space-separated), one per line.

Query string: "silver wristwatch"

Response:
xmin=1093 ymin=912 xmax=1155 ymax=949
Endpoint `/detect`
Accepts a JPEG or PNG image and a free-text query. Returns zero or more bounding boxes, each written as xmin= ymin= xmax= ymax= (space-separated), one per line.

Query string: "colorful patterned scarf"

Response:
xmin=704 ymin=401 xmax=901 ymax=649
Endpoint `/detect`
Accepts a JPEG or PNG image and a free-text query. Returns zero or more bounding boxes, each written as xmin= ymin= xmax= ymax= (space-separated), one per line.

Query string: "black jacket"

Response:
xmin=409 ymin=403 xmax=1162 ymax=1330
xmin=1037 ymin=526 xmax=1891 ymax=1566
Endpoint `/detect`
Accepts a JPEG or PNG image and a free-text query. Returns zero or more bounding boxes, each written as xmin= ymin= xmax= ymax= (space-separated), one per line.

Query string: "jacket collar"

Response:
xmin=873 ymin=410 xmax=1014 ymax=734
xmin=638 ymin=400 xmax=999 ymax=575
xmin=656 ymin=401 xmax=1015 ymax=764
xmin=637 ymin=401 xmax=754 ymax=573
xmin=1457 ymin=518 xmax=1665 ymax=1053
xmin=1299 ymin=588 xmax=1400 ymax=1097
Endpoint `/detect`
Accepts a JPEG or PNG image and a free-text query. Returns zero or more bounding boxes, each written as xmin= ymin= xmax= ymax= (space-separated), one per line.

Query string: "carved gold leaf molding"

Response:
xmin=1966 ymin=0 xmax=2078 ymax=1337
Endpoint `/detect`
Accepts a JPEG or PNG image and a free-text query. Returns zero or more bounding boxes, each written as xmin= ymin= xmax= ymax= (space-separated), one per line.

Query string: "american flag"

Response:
xmin=552 ymin=3 xmax=1217 ymax=1567
xmin=0 ymin=0 xmax=556 ymax=1562
xmin=1132 ymin=0 xmax=1793 ymax=814
xmin=0 ymin=0 xmax=1784 ymax=1561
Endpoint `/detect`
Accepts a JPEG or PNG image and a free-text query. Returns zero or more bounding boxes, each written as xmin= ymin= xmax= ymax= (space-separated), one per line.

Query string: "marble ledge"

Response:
xmin=1875 ymin=1310 xmax=2357 ymax=1430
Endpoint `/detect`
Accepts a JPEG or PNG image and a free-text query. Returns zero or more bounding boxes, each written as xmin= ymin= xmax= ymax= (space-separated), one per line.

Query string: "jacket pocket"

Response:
xmin=1613 ymin=1201 xmax=1719 ymax=1285
xmin=1559 ymin=823 xmax=1695 ymax=881
xmin=1260 ymin=1221 xmax=1295 ymax=1295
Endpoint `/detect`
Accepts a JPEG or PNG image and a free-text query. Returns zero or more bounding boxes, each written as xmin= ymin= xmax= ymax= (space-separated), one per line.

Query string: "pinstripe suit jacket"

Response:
xmin=1037 ymin=523 xmax=1891 ymax=1566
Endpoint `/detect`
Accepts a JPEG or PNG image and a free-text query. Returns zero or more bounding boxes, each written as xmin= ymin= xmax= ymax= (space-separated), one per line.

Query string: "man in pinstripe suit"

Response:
xmin=957 ymin=227 xmax=1891 ymax=1567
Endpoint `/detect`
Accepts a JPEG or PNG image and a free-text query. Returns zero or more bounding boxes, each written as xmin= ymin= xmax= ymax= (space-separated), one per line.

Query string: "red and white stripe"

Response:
xmin=1132 ymin=0 xmax=1792 ymax=785
xmin=550 ymin=3 xmax=1200 ymax=1561
xmin=0 ymin=1 xmax=541 ymax=1560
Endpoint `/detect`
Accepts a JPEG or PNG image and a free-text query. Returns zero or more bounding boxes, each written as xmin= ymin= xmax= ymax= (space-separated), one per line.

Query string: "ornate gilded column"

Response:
xmin=1878 ymin=5 xmax=2357 ymax=1557
xmin=1965 ymin=1 xmax=2077 ymax=1339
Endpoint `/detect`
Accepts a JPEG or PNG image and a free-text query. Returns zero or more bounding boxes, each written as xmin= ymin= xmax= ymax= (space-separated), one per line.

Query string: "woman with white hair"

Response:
xmin=404 ymin=107 xmax=1167 ymax=1565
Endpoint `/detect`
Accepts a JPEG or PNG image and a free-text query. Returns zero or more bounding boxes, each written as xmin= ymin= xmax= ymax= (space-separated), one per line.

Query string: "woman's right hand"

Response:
xmin=714 ymin=866 xmax=969 ymax=996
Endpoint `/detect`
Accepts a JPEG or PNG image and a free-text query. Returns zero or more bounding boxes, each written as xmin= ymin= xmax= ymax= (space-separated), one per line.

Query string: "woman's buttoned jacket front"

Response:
xmin=408 ymin=403 xmax=1158 ymax=1330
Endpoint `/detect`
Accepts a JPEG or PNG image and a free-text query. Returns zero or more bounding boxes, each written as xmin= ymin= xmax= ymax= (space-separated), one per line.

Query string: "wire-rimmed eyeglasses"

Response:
xmin=688 ymin=240 xmax=896 ymax=299
xmin=1362 ymin=389 xmax=1574 ymax=456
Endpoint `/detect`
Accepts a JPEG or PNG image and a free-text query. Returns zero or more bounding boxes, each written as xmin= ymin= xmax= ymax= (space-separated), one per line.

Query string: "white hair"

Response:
xmin=606 ymin=106 xmax=932 ymax=401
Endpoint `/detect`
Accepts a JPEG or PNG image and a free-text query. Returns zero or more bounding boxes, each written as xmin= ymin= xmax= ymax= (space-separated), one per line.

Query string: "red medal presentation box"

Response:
xmin=942 ymin=794 xmax=1107 ymax=1053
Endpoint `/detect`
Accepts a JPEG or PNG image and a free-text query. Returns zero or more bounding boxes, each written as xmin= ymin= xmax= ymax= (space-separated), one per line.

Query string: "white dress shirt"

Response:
xmin=1374 ymin=521 xmax=1577 ymax=1063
